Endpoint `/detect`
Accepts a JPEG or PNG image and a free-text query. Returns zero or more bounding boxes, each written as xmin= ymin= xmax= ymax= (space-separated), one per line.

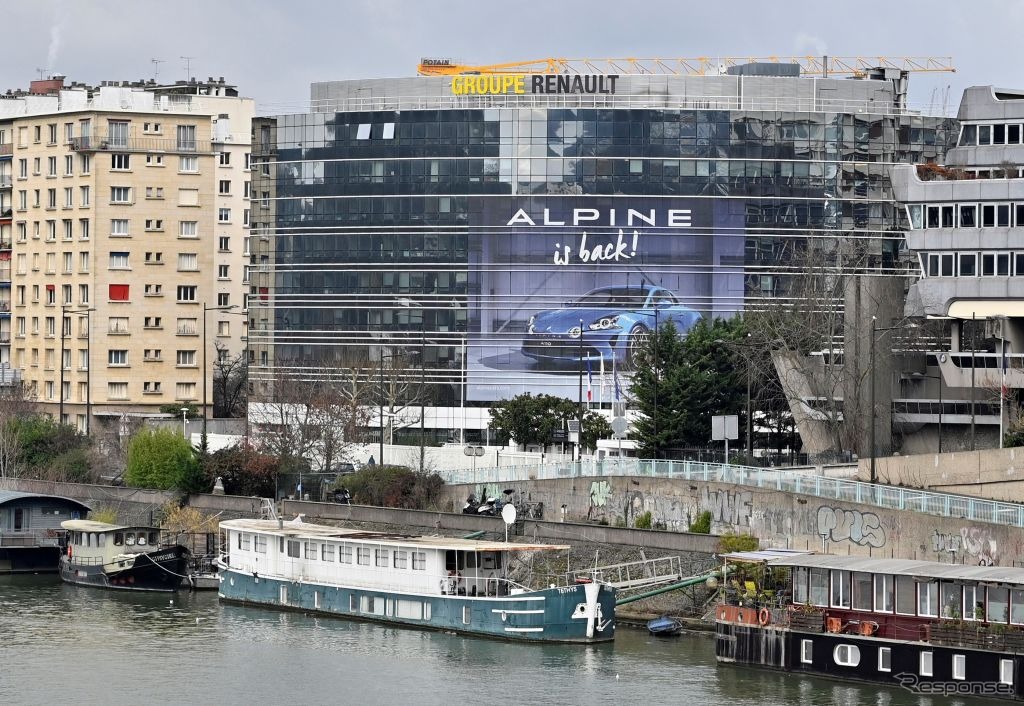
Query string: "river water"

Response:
xmin=0 ymin=575 xmax=993 ymax=706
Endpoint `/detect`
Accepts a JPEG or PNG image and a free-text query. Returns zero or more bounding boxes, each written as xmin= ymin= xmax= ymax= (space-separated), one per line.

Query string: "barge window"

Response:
xmin=113 ymin=532 xmax=123 ymax=546
xmin=1001 ymin=659 xmax=1014 ymax=686
xmin=350 ymin=594 xmax=357 ymax=612
xmin=988 ymin=586 xmax=1010 ymax=623
xmin=896 ymin=575 xmax=916 ymax=615
xmin=97 ymin=533 xmax=106 ymax=548
xmin=238 ymin=533 xmax=251 ymax=551
xmin=462 ymin=606 xmax=471 ymax=625
xmin=286 ymin=540 xmax=301 ymax=558
xmin=878 ymin=647 xmax=891 ymax=673
xmin=940 ymin=582 xmax=962 ymax=619
xmin=412 ymin=552 xmax=426 ymax=570
xmin=920 ymin=651 xmax=933 ymax=677
xmin=952 ymin=654 xmax=966 ymax=681
xmin=964 ymin=584 xmax=981 ymax=620
xmin=357 ymin=547 xmax=371 ymax=566
xmin=874 ymin=574 xmax=894 ymax=612
xmin=830 ymin=570 xmax=851 ymax=608
xmin=852 ymin=572 xmax=872 ymax=610
xmin=124 ymin=533 xmax=134 ymax=546
xmin=148 ymin=532 xmax=158 ymax=545
xmin=1011 ymin=589 xmax=1024 ymax=625
xmin=254 ymin=535 xmax=267 ymax=553
xmin=918 ymin=581 xmax=939 ymax=617
xmin=305 ymin=542 xmax=317 ymax=560
xmin=394 ymin=550 xmax=408 ymax=569
xmin=800 ymin=639 xmax=813 ymax=664
xmin=833 ymin=644 xmax=860 ymax=667
xmin=809 ymin=568 xmax=828 ymax=606
xmin=321 ymin=544 xmax=335 ymax=562
xmin=375 ymin=549 xmax=389 ymax=568
xmin=792 ymin=567 xmax=808 ymax=604
xmin=339 ymin=544 xmax=353 ymax=564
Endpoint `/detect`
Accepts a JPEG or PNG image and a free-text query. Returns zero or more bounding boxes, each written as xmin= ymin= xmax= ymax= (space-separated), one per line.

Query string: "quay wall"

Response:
xmin=863 ymin=447 xmax=1024 ymax=502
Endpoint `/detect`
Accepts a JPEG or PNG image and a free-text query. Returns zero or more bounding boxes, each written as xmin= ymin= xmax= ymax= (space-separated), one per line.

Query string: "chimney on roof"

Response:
xmin=29 ymin=74 xmax=65 ymax=95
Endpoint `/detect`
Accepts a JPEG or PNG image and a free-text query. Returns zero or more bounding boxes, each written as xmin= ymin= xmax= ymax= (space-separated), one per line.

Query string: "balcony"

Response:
xmin=68 ymin=135 xmax=214 ymax=155
xmin=0 ymin=143 xmax=11 ymax=157
xmin=0 ymin=176 xmax=10 ymax=188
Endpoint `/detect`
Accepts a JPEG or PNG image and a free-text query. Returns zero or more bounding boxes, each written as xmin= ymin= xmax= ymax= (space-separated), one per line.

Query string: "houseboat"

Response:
xmin=59 ymin=520 xmax=190 ymax=592
xmin=0 ymin=491 xmax=90 ymax=573
xmin=216 ymin=518 xmax=616 ymax=643
xmin=715 ymin=550 xmax=1024 ymax=700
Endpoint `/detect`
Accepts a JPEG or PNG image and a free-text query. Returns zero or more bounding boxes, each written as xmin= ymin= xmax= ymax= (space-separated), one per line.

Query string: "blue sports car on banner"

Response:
xmin=522 ymin=285 xmax=702 ymax=370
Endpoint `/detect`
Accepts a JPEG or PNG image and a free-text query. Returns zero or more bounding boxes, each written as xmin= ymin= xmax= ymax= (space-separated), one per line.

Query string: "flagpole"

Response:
xmin=1001 ymin=335 xmax=1007 ymax=449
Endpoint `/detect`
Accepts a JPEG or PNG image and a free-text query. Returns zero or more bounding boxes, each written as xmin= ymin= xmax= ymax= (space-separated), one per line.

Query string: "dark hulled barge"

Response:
xmin=59 ymin=520 xmax=190 ymax=592
xmin=715 ymin=551 xmax=1024 ymax=700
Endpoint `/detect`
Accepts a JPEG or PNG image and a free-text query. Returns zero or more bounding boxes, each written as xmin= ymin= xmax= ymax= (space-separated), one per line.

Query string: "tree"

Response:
xmin=202 ymin=444 xmax=281 ymax=497
xmin=125 ymin=427 xmax=205 ymax=491
xmin=0 ymin=381 xmax=37 ymax=479
xmin=212 ymin=342 xmax=247 ymax=418
xmin=335 ymin=464 xmax=445 ymax=510
xmin=629 ymin=317 xmax=747 ymax=457
xmin=488 ymin=393 xmax=611 ymax=451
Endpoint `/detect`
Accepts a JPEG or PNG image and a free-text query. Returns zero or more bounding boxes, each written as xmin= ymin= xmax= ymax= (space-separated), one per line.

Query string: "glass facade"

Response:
xmin=249 ymin=78 xmax=953 ymax=419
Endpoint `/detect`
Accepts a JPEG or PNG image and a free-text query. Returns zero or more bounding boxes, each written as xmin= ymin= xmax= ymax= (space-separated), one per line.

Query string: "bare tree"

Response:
xmin=374 ymin=349 xmax=425 ymax=447
xmin=0 ymin=379 xmax=36 ymax=480
xmin=212 ymin=342 xmax=247 ymax=418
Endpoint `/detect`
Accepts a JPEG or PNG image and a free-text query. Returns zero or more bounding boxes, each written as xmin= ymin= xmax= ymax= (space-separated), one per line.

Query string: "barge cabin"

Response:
xmin=59 ymin=520 xmax=190 ymax=592
xmin=716 ymin=551 xmax=1024 ymax=700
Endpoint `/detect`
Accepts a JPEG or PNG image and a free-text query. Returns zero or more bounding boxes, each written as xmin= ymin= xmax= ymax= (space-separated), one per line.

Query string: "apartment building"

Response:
xmin=0 ymin=76 xmax=253 ymax=433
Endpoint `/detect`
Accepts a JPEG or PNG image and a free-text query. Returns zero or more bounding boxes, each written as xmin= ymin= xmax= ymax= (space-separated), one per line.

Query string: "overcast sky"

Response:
xmin=3 ymin=0 xmax=1018 ymax=115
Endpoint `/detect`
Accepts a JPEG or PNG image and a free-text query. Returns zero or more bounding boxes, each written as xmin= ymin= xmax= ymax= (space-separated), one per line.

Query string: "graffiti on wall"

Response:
xmin=816 ymin=506 xmax=886 ymax=548
xmin=931 ymin=527 xmax=998 ymax=566
xmin=699 ymin=488 xmax=753 ymax=527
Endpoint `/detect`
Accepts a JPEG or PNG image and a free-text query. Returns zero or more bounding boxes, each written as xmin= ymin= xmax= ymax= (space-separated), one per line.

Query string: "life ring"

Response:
xmin=758 ymin=607 xmax=770 ymax=626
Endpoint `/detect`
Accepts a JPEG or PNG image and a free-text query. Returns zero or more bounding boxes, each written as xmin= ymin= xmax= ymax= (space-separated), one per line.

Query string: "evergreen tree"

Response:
xmin=629 ymin=316 xmax=748 ymax=457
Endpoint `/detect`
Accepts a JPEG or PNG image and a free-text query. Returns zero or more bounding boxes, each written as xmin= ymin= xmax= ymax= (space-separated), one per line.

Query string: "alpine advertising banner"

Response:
xmin=466 ymin=196 xmax=746 ymax=402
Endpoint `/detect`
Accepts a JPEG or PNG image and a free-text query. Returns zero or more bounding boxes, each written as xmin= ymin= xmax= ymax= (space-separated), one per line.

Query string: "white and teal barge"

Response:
xmin=216 ymin=518 xmax=615 ymax=643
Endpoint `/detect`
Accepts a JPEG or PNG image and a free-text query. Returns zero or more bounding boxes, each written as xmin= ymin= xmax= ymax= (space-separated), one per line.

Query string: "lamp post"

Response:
xmin=202 ymin=303 xmax=237 ymax=442
xmin=577 ymin=318 xmax=584 ymax=462
xmin=181 ymin=407 xmax=189 ymax=438
xmin=870 ymin=317 xmax=904 ymax=484
xmin=911 ymin=372 xmax=943 ymax=453
xmin=61 ymin=305 xmax=95 ymax=433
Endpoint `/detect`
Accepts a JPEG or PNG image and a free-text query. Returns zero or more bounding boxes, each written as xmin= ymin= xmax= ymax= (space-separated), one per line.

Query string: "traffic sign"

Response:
xmin=463 ymin=445 xmax=485 ymax=457
xmin=610 ymin=417 xmax=628 ymax=436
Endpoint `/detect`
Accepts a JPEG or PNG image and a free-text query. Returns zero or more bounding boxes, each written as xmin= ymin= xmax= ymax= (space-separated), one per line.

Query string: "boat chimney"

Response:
xmin=277 ymin=517 xmax=283 ymax=530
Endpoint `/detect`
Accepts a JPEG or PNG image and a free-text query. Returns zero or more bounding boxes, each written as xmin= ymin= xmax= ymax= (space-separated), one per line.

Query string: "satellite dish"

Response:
xmin=501 ymin=503 xmax=517 ymax=526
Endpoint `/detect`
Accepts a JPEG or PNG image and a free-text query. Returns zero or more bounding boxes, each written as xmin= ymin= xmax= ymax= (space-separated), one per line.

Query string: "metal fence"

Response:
xmin=442 ymin=458 xmax=1024 ymax=529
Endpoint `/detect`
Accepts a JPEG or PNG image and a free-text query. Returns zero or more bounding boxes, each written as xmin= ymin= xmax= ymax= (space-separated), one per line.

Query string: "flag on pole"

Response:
xmin=613 ymin=356 xmax=622 ymax=401
xmin=599 ymin=355 xmax=606 ymax=406
xmin=586 ymin=357 xmax=593 ymax=402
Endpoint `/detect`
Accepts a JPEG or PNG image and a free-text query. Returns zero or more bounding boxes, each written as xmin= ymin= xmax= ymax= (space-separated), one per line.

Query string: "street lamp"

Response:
xmin=181 ymin=407 xmax=189 ymax=438
xmin=870 ymin=317 xmax=906 ymax=484
xmin=202 ymin=303 xmax=237 ymax=441
xmin=909 ymin=372 xmax=943 ymax=453
xmin=60 ymin=305 xmax=95 ymax=433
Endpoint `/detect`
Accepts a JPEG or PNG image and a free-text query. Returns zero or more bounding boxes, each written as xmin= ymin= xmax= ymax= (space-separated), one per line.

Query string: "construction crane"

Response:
xmin=418 ymin=56 xmax=955 ymax=78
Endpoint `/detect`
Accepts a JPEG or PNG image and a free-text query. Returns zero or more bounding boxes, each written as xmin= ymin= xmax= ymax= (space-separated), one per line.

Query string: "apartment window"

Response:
xmin=63 ymin=188 xmax=73 ymax=208
xmin=144 ymin=122 xmax=161 ymax=134
xmin=47 ymin=189 xmax=56 ymax=209
xmin=217 ymin=293 xmax=230 ymax=307
xmin=244 ymin=153 xmax=251 ymax=169
xmin=243 ymin=265 xmax=251 ymax=282
xmin=62 ymin=284 xmax=72 ymax=305
xmin=109 ymin=317 xmax=129 ymax=334
xmin=109 ymin=252 xmax=130 ymax=269
xmin=217 ymin=321 xmax=230 ymax=336
xmin=144 ymin=316 xmax=162 ymax=329
xmin=143 ymin=381 xmax=162 ymax=394
xmin=78 ymin=351 xmax=88 ymax=371
xmin=64 ymin=154 xmax=73 ymax=176
xmin=219 ymin=151 xmax=230 ymax=166
xmin=218 ymin=179 xmax=231 ymax=195
xmin=800 ymin=639 xmax=813 ymax=664
xmin=176 ymin=318 xmax=197 ymax=335
xmin=179 ymin=156 xmax=198 ymax=173
xmin=47 ymin=156 xmax=57 ymax=176
xmin=111 ymin=154 xmax=130 ymax=171
xmin=108 ymin=284 xmax=129 ymax=301
xmin=144 ymin=349 xmax=162 ymax=361
xmin=107 ymin=382 xmax=128 ymax=399
xmin=243 ymin=181 xmax=251 ymax=198
xmin=17 ymin=159 xmax=26 ymax=179
xmin=16 ymin=224 xmax=26 ymax=242
xmin=111 ymin=219 xmax=129 ymax=237
xmin=243 ymin=209 xmax=250 ymax=227
xmin=110 ymin=186 xmax=131 ymax=204
xmin=145 ymin=252 xmax=163 ymax=264
xmin=45 ymin=381 xmax=54 ymax=400
xmin=45 ymin=280 xmax=56 ymax=300
xmin=78 ymin=252 xmax=90 ymax=273
xmin=218 ymin=236 xmax=230 ymax=251
xmin=16 ymin=286 xmax=24 ymax=306
xmin=146 ymin=154 xmax=164 ymax=167
xmin=145 ymin=284 xmax=163 ymax=296
xmin=179 ymin=221 xmax=198 ymax=238
xmin=176 ymin=350 xmax=196 ymax=366
xmin=17 ymin=191 xmax=26 ymax=210
xmin=175 ymin=382 xmax=196 ymax=400
xmin=15 ymin=254 xmax=25 ymax=274
xmin=80 ymin=154 xmax=91 ymax=174
xmin=108 ymin=350 xmax=128 ymax=366
xmin=177 ymin=253 xmax=198 ymax=271
xmin=920 ymin=651 xmax=933 ymax=677
xmin=217 ymin=264 xmax=229 ymax=279
xmin=45 ymin=220 xmax=56 ymax=241
xmin=79 ymin=186 xmax=90 ymax=207
xmin=108 ymin=120 xmax=128 ymax=147
xmin=176 ymin=285 xmax=196 ymax=302
xmin=62 ymin=252 xmax=72 ymax=274
xmin=176 ymin=124 xmax=196 ymax=151
xmin=218 ymin=208 xmax=231 ymax=223
xmin=16 ymin=318 xmax=24 ymax=336
xmin=32 ymin=158 xmax=40 ymax=175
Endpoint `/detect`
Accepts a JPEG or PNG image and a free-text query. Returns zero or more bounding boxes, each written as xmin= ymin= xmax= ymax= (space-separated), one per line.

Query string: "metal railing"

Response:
xmin=0 ymin=529 xmax=62 ymax=547
xmin=442 ymin=458 xmax=1024 ymax=528
xmin=68 ymin=136 xmax=213 ymax=154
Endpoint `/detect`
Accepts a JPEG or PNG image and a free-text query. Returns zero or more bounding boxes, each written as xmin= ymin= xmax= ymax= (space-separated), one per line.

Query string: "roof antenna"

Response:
xmin=151 ymin=58 xmax=164 ymax=80
xmin=180 ymin=55 xmax=195 ymax=81
xmin=36 ymin=67 xmax=49 ymax=80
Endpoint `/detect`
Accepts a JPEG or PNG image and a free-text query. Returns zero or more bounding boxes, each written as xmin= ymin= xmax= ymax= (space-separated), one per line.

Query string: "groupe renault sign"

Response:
xmin=451 ymin=74 xmax=619 ymax=96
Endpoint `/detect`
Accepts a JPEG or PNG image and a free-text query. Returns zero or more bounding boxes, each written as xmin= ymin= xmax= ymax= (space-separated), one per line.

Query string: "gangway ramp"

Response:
xmin=570 ymin=555 xmax=685 ymax=591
